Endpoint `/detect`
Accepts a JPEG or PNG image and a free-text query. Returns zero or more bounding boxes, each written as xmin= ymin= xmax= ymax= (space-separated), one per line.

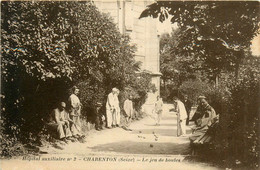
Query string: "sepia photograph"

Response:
xmin=0 ymin=0 xmax=259 ymax=169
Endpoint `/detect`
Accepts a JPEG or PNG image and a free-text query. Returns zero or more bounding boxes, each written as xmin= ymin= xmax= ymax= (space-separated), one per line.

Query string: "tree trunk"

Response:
xmin=235 ymin=63 xmax=240 ymax=81
xmin=242 ymin=100 xmax=248 ymax=161
xmin=235 ymin=51 xmax=243 ymax=81
xmin=163 ymin=79 xmax=166 ymax=92
xmin=215 ymin=74 xmax=219 ymax=88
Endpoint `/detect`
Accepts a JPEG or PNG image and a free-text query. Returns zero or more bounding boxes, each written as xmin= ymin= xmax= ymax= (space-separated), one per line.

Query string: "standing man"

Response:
xmin=154 ymin=96 xmax=163 ymax=126
xmin=68 ymin=86 xmax=82 ymax=137
xmin=95 ymin=102 xmax=104 ymax=131
xmin=47 ymin=102 xmax=72 ymax=141
xmin=183 ymin=94 xmax=192 ymax=125
xmin=173 ymin=96 xmax=187 ymax=137
xmin=114 ymin=89 xmax=121 ymax=127
xmin=106 ymin=88 xmax=117 ymax=128
xmin=123 ymin=94 xmax=134 ymax=127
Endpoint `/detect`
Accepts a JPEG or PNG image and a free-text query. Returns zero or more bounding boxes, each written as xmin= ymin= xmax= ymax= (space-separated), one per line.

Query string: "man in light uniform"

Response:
xmin=123 ymin=94 xmax=134 ymax=127
xmin=173 ymin=97 xmax=187 ymax=137
xmin=154 ymin=96 xmax=163 ymax=126
xmin=47 ymin=102 xmax=72 ymax=141
xmin=106 ymin=88 xmax=117 ymax=128
xmin=114 ymin=89 xmax=120 ymax=127
xmin=68 ymin=86 xmax=82 ymax=136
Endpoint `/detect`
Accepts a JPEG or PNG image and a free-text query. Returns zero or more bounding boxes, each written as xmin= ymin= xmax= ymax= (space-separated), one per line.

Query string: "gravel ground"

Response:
xmin=1 ymin=104 xmax=221 ymax=170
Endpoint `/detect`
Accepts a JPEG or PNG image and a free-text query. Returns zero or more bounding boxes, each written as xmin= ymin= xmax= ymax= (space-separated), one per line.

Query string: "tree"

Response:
xmin=160 ymin=29 xmax=205 ymax=85
xmin=1 ymin=2 xmax=76 ymax=141
xmin=141 ymin=2 xmax=260 ymax=167
xmin=140 ymin=1 xmax=260 ymax=80
xmin=1 ymin=1 xmax=153 ymax=147
xmin=160 ymin=29 xmax=208 ymax=101
xmin=160 ymin=33 xmax=176 ymax=86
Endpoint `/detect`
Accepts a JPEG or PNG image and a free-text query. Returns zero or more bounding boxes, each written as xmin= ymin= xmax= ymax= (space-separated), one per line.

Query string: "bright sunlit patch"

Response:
xmin=251 ymin=34 xmax=260 ymax=57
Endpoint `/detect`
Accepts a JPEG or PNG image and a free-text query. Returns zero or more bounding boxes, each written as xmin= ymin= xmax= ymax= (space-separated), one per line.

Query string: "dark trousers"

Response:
xmin=186 ymin=111 xmax=190 ymax=125
xmin=95 ymin=114 xmax=103 ymax=129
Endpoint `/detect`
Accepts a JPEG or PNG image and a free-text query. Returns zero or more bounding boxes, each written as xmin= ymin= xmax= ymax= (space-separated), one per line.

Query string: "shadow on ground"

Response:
xmin=89 ymin=141 xmax=190 ymax=155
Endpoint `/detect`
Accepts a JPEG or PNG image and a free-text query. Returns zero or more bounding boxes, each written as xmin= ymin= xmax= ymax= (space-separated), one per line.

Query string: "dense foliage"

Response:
xmin=141 ymin=1 xmax=260 ymax=168
xmin=212 ymin=66 xmax=260 ymax=169
xmin=1 ymin=1 xmax=153 ymax=157
xmin=141 ymin=1 xmax=259 ymax=79
xmin=160 ymin=30 xmax=207 ymax=102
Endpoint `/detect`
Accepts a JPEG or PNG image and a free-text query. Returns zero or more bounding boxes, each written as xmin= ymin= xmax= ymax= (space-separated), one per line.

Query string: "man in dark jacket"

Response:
xmin=190 ymin=96 xmax=206 ymax=125
xmin=183 ymin=94 xmax=192 ymax=125
xmin=95 ymin=102 xmax=105 ymax=131
xmin=189 ymin=98 xmax=218 ymax=142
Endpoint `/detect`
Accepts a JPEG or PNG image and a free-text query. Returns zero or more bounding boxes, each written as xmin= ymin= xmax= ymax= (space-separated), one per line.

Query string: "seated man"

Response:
xmin=63 ymin=105 xmax=82 ymax=140
xmin=46 ymin=102 xmax=72 ymax=141
xmin=190 ymin=96 xmax=206 ymax=125
xmin=189 ymin=97 xmax=218 ymax=142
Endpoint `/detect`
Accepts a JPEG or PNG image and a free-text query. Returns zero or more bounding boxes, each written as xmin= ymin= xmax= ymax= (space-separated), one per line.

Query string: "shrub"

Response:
xmin=228 ymin=74 xmax=259 ymax=168
xmin=213 ymin=68 xmax=260 ymax=168
xmin=1 ymin=1 xmax=154 ymax=157
xmin=178 ymin=79 xmax=213 ymax=105
xmin=74 ymin=71 xmax=154 ymax=124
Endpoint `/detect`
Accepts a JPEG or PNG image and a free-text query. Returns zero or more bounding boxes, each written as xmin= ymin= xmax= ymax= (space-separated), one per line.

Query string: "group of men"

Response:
xmin=47 ymin=86 xmax=84 ymax=142
xmin=172 ymin=95 xmax=218 ymax=140
xmin=106 ymin=87 xmax=134 ymax=129
xmin=48 ymin=86 xmax=136 ymax=141
xmin=47 ymin=84 xmax=216 ymax=144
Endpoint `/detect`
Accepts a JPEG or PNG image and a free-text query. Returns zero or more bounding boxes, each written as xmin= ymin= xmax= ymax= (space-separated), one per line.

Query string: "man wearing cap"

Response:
xmin=190 ymin=96 xmax=206 ymax=125
xmin=173 ymin=97 xmax=187 ymax=137
xmin=68 ymin=86 xmax=82 ymax=136
xmin=95 ymin=102 xmax=105 ymax=131
xmin=106 ymin=88 xmax=117 ymax=128
xmin=47 ymin=102 xmax=72 ymax=141
xmin=189 ymin=97 xmax=217 ymax=142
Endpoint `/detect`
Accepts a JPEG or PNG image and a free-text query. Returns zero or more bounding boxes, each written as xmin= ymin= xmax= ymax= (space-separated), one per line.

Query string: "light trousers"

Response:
xmin=114 ymin=108 xmax=120 ymax=125
xmin=180 ymin=119 xmax=187 ymax=135
xmin=106 ymin=109 xmax=113 ymax=127
xmin=70 ymin=116 xmax=81 ymax=136
xmin=156 ymin=110 xmax=162 ymax=124
xmin=47 ymin=122 xmax=72 ymax=139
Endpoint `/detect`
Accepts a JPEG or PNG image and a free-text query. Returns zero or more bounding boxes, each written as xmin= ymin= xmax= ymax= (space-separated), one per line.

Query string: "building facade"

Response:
xmin=94 ymin=0 xmax=161 ymax=98
xmin=94 ymin=1 xmax=161 ymax=114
